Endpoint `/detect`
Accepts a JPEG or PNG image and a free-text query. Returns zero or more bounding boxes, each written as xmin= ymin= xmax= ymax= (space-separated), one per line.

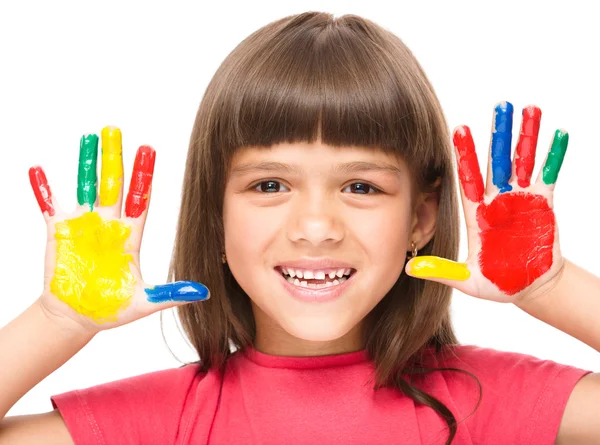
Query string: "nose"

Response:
xmin=287 ymin=192 xmax=344 ymax=247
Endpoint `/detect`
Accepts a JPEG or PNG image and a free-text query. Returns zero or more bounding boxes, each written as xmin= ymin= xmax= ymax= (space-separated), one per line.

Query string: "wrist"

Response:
xmin=514 ymin=257 xmax=568 ymax=311
xmin=33 ymin=297 xmax=98 ymax=341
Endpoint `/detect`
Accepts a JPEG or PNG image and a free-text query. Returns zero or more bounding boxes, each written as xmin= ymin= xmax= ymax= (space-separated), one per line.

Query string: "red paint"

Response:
xmin=476 ymin=192 xmax=554 ymax=295
xmin=515 ymin=106 xmax=541 ymax=188
xmin=29 ymin=166 xmax=55 ymax=216
xmin=453 ymin=125 xmax=484 ymax=203
xmin=125 ymin=145 xmax=156 ymax=218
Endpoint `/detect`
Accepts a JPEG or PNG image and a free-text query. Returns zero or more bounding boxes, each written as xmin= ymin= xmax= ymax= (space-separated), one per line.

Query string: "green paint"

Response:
xmin=77 ymin=134 xmax=99 ymax=210
xmin=542 ymin=129 xmax=568 ymax=185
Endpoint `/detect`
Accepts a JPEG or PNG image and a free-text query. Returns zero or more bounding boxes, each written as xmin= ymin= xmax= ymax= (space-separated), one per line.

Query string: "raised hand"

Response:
xmin=406 ymin=102 xmax=568 ymax=304
xmin=29 ymin=126 xmax=209 ymax=332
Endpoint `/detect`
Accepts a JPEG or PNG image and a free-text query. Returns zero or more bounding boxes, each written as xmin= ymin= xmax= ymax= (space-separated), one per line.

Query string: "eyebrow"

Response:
xmin=230 ymin=161 xmax=402 ymax=177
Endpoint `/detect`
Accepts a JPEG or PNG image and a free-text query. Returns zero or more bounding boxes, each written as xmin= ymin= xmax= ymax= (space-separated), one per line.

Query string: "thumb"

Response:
xmin=405 ymin=256 xmax=471 ymax=290
xmin=144 ymin=281 xmax=210 ymax=307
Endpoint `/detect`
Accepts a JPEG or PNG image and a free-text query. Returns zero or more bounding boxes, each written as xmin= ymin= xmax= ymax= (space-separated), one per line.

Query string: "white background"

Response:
xmin=1 ymin=1 xmax=599 ymax=416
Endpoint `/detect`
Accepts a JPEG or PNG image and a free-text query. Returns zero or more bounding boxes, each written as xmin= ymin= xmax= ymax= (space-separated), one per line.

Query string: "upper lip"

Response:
xmin=275 ymin=258 xmax=356 ymax=271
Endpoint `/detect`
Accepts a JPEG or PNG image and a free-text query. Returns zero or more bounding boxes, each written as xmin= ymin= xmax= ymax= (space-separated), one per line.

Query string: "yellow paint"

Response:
xmin=99 ymin=126 xmax=123 ymax=206
xmin=50 ymin=212 xmax=136 ymax=323
xmin=408 ymin=256 xmax=471 ymax=281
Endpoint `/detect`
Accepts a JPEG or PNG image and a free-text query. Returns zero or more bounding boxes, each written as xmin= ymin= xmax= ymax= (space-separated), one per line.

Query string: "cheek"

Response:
xmin=223 ymin=197 xmax=279 ymax=258
xmin=351 ymin=204 xmax=411 ymax=259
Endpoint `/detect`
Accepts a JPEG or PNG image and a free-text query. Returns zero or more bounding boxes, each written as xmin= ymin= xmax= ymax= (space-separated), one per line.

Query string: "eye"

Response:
xmin=254 ymin=180 xmax=290 ymax=193
xmin=342 ymin=182 xmax=381 ymax=194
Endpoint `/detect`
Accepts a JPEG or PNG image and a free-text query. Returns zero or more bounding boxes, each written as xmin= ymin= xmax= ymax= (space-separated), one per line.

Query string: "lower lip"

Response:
xmin=275 ymin=269 xmax=355 ymax=303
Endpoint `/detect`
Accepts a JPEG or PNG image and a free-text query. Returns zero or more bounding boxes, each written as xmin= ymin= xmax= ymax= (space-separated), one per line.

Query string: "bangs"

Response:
xmin=209 ymin=13 xmax=443 ymax=176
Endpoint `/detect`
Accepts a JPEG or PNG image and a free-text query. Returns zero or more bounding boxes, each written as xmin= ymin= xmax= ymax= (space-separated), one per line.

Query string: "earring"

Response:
xmin=221 ymin=253 xmax=227 ymax=264
xmin=409 ymin=241 xmax=418 ymax=259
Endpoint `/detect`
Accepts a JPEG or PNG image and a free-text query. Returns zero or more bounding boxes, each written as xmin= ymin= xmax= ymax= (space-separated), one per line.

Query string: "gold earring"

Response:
xmin=221 ymin=253 xmax=227 ymax=264
xmin=409 ymin=241 xmax=418 ymax=259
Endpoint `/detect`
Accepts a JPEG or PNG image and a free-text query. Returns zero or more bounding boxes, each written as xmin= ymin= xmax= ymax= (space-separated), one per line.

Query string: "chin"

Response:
xmin=276 ymin=312 xmax=358 ymax=342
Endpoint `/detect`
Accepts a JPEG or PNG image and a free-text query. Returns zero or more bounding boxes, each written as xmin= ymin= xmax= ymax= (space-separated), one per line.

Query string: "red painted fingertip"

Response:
xmin=28 ymin=166 xmax=55 ymax=217
xmin=453 ymin=125 xmax=484 ymax=203
xmin=515 ymin=105 xmax=541 ymax=188
xmin=125 ymin=145 xmax=156 ymax=218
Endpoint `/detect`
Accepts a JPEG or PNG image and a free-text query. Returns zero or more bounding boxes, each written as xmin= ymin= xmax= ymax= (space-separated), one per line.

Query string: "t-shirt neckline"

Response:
xmin=242 ymin=346 xmax=370 ymax=369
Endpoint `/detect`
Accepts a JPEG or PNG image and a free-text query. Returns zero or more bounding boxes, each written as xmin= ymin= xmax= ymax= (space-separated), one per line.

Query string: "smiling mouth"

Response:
xmin=276 ymin=267 xmax=356 ymax=289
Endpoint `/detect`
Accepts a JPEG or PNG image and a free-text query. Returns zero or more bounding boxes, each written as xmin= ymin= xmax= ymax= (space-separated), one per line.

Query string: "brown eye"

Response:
xmin=255 ymin=180 xmax=289 ymax=193
xmin=343 ymin=182 xmax=381 ymax=194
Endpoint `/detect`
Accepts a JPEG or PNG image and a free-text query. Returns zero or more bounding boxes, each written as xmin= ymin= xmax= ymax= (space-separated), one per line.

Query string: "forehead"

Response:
xmin=229 ymin=142 xmax=407 ymax=177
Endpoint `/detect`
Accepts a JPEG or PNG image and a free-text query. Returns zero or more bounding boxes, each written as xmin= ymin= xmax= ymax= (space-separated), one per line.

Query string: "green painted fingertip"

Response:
xmin=542 ymin=129 xmax=568 ymax=185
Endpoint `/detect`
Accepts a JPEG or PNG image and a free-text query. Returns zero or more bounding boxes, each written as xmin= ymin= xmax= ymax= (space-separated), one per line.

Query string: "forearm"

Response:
xmin=0 ymin=299 xmax=95 ymax=419
xmin=515 ymin=259 xmax=600 ymax=353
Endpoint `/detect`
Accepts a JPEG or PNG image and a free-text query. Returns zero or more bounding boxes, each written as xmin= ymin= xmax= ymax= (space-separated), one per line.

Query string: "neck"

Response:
xmin=252 ymin=304 xmax=364 ymax=357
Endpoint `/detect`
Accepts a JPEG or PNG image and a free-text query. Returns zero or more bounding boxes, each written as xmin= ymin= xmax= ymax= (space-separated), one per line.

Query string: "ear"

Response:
xmin=410 ymin=179 xmax=440 ymax=250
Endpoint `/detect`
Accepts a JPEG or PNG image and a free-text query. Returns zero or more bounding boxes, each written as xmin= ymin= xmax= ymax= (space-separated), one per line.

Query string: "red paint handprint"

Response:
xmin=407 ymin=102 xmax=569 ymax=304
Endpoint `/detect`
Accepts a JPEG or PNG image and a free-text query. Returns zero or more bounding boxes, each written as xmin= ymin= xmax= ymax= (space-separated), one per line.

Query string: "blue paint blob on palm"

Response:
xmin=491 ymin=102 xmax=514 ymax=193
xmin=145 ymin=281 xmax=210 ymax=303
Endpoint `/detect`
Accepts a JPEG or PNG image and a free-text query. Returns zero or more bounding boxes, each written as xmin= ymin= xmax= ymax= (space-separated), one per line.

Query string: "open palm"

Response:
xmin=30 ymin=127 xmax=208 ymax=332
xmin=406 ymin=102 xmax=568 ymax=304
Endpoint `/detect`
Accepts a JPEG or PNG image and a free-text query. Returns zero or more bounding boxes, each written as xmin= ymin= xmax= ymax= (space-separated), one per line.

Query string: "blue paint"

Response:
xmin=145 ymin=281 xmax=210 ymax=303
xmin=491 ymin=102 xmax=514 ymax=193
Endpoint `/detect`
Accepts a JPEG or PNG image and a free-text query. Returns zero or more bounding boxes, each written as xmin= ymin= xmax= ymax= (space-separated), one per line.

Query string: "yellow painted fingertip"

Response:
xmin=408 ymin=256 xmax=470 ymax=281
xmin=99 ymin=126 xmax=123 ymax=206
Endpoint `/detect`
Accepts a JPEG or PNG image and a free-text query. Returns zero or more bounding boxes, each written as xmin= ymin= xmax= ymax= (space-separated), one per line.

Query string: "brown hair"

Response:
xmin=171 ymin=11 xmax=481 ymax=444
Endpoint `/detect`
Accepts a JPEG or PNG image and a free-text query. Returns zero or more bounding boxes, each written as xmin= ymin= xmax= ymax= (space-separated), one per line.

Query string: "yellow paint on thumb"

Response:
xmin=408 ymin=256 xmax=470 ymax=281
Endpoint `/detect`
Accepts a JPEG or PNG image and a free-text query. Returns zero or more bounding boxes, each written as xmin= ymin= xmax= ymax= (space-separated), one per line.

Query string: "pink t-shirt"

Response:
xmin=51 ymin=344 xmax=592 ymax=444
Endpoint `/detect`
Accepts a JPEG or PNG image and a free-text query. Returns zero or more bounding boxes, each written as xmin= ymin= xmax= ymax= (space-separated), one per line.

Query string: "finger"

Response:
xmin=124 ymin=145 xmax=156 ymax=221
xmin=99 ymin=126 xmax=124 ymax=217
xmin=29 ymin=165 xmax=62 ymax=221
xmin=407 ymin=256 xmax=470 ymax=280
xmin=513 ymin=105 xmax=541 ymax=188
xmin=453 ymin=125 xmax=484 ymax=203
xmin=486 ymin=101 xmax=514 ymax=195
xmin=77 ymin=134 xmax=99 ymax=212
xmin=406 ymin=256 xmax=473 ymax=294
xmin=536 ymin=129 xmax=569 ymax=189
xmin=144 ymin=281 xmax=210 ymax=306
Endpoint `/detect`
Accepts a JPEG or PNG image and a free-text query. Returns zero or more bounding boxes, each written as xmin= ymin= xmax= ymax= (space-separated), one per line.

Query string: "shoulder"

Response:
xmin=60 ymin=362 xmax=208 ymax=400
xmin=424 ymin=344 xmax=593 ymax=444
xmin=51 ymin=362 xmax=223 ymax=445
xmin=432 ymin=343 xmax=589 ymax=382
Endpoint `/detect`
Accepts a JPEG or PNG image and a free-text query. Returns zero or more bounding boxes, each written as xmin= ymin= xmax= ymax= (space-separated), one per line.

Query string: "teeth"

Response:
xmin=280 ymin=267 xmax=354 ymax=280
xmin=285 ymin=276 xmax=348 ymax=288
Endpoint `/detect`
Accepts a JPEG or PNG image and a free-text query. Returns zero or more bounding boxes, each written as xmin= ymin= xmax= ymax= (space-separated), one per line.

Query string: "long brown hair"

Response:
xmin=171 ymin=11 xmax=481 ymax=444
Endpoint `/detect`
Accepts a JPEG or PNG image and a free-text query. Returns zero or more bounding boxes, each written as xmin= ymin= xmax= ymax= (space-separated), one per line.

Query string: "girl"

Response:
xmin=1 ymin=10 xmax=599 ymax=445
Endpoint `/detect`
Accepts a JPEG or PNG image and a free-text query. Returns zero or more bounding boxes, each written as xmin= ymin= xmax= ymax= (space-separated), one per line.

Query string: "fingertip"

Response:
xmin=145 ymin=281 xmax=210 ymax=304
xmin=452 ymin=125 xmax=469 ymax=139
xmin=29 ymin=165 xmax=56 ymax=217
xmin=494 ymin=101 xmax=514 ymax=113
xmin=522 ymin=104 xmax=542 ymax=119
xmin=452 ymin=125 xmax=473 ymax=150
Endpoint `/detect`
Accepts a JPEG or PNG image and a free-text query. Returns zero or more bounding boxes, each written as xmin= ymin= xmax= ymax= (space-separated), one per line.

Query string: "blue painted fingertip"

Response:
xmin=145 ymin=281 xmax=210 ymax=303
xmin=491 ymin=101 xmax=514 ymax=193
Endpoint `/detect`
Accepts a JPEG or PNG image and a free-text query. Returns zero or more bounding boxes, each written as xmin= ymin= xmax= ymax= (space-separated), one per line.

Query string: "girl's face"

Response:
xmin=223 ymin=142 xmax=437 ymax=355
